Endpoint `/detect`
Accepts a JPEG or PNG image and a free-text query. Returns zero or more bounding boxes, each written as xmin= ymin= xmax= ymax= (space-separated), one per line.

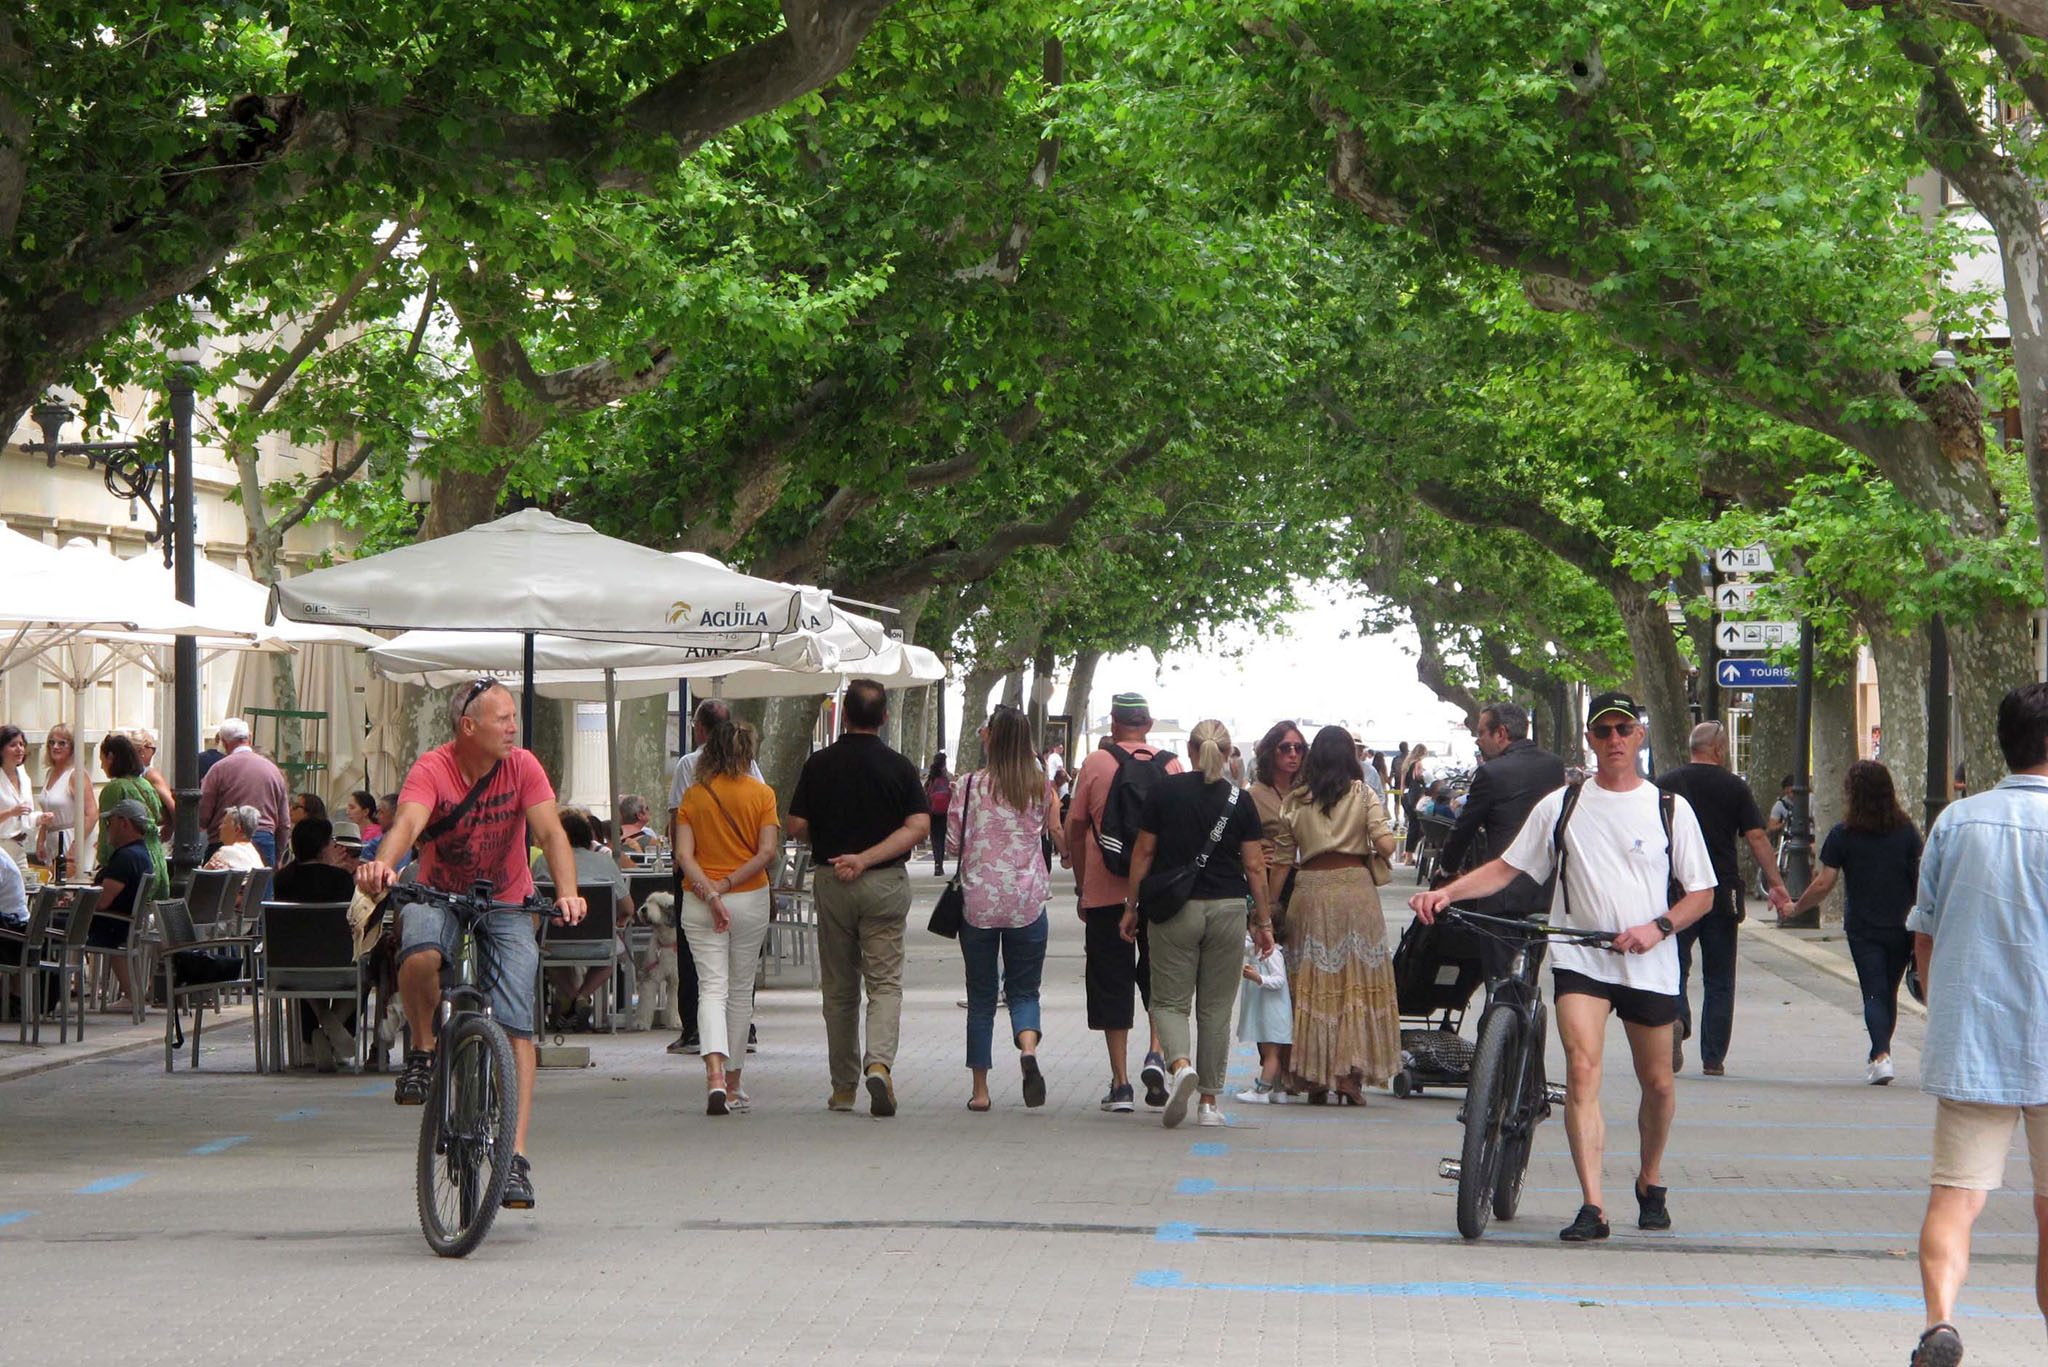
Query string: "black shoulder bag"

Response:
xmin=928 ymin=775 xmax=972 ymax=938
xmin=414 ymin=758 xmax=504 ymax=855
xmin=1137 ymin=785 xmax=1241 ymax=924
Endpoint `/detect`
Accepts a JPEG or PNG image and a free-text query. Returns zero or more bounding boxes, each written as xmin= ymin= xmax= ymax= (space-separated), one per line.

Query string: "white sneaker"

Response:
xmin=1233 ymin=1086 xmax=1272 ymax=1105
xmin=1162 ymin=1066 xmax=1200 ymax=1128
xmin=1868 ymin=1056 xmax=1895 ymax=1086
xmin=1196 ymin=1102 xmax=1227 ymax=1127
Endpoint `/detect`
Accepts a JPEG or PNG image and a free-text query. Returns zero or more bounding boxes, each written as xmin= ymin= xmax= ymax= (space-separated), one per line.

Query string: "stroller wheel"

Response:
xmin=1392 ymin=1071 xmax=1414 ymax=1099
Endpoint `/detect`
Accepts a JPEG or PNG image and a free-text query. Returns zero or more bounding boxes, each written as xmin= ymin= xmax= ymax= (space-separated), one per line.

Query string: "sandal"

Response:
xmin=1020 ymin=1054 xmax=1046 ymax=1108
xmin=706 ymin=1086 xmax=729 ymax=1116
xmin=967 ymin=1096 xmax=992 ymax=1112
xmin=1911 ymin=1323 xmax=1963 ymax=1367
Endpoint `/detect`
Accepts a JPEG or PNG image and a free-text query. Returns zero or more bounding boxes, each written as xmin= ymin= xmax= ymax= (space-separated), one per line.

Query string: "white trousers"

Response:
xmin=679 ymin=885 xmax=772 ymax=1063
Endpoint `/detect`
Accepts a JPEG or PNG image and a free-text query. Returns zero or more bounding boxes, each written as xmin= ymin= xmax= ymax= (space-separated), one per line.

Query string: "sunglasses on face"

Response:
xmin=1275 ymin=742 xmax=1306 ymax=755
xmin=1588 ymin=721 xmax=1638 ymax=740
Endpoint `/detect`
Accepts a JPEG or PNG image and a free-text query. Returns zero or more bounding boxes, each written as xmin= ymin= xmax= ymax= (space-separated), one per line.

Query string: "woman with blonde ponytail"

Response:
xmin=1120 ymin=719 xmax=1274 ymax=1128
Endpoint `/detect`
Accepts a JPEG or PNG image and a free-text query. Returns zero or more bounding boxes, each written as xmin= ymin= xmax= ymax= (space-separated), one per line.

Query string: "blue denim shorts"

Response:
xmin=396 ymin=902 xmax=541 ymax=1039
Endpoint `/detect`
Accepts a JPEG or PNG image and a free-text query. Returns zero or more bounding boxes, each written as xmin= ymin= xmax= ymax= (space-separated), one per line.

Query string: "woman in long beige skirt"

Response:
xmin=1270 ymin=725 xmax=1401 ymax=1104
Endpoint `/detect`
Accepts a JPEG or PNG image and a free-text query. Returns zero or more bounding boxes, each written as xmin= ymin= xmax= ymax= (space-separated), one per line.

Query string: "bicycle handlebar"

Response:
xmin=385 ymin=881 xmax=560 ymax=923
xmin=1439 ymin=906 xmax=1618 ymax=948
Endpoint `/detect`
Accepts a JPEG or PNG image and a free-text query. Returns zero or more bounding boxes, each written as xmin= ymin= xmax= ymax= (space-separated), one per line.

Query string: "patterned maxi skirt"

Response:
xmin=1286 ymin=864 xmax=1400 ymax=1088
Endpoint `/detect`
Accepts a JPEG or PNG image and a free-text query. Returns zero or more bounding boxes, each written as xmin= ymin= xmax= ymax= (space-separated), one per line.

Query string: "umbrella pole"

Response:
xmin=522 ymin=632 xmax=536 ymax=750
xmin=603 ymin=668 xmax=621 ymax=822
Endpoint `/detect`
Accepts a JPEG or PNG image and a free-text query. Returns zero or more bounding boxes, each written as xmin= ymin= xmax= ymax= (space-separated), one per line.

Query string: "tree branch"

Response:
xmin=243 ymin=211 xmax=421 ymax=419
xmin=951 ymin=37 xmax=1065 ymax=286
xmin=270 ymin=439 xmax=380 ymax=540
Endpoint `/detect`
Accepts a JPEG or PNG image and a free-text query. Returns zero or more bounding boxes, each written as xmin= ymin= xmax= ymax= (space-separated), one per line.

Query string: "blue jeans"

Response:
xmin=252 ymin=829 xmax=276 ymax=867
xmin=960 ymin=911 xmax=1047 ymax=1070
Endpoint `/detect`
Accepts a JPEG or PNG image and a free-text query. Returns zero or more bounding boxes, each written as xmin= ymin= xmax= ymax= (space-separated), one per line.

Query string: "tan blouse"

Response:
xmin=1273 ymin=781 xmax=1395 ymax=867
xmin=1248 ymin=781 xmax=1290 ymax=861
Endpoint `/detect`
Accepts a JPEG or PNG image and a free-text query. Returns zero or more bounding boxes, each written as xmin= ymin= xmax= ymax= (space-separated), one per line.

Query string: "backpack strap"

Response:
xmin=1550 ymin=780 xmax=1585 ymax=924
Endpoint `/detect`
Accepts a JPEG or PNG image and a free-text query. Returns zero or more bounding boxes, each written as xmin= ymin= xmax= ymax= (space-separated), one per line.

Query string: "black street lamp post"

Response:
xmin=16 ymin=364 xmax=205 ymax=876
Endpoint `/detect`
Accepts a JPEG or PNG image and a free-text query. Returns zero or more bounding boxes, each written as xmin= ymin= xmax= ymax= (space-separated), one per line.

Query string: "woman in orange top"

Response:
xmin=675 ymin=719 xmax=782 ymax=1115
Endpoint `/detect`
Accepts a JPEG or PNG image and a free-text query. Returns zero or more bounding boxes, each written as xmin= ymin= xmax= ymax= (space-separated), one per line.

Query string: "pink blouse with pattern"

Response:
xmin=944 ymin=771 xmax=1056 ymax=929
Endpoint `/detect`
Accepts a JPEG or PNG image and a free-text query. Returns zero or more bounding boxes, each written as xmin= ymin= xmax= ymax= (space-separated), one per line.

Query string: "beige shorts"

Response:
xmin=1930 ymin=1098 xmax=2048 ymax=1191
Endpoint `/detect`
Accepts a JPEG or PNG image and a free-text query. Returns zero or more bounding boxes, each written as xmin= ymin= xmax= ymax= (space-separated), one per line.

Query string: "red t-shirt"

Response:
xmin=399 ymin=745 xmax=555 ymax=903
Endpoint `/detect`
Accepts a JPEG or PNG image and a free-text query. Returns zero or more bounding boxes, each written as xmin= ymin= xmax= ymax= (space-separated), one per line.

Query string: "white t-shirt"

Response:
xmin=667 ymin=748 xmax=765 ymax=817
xmin=1501 ymin=778 xmax=1716 ymax=995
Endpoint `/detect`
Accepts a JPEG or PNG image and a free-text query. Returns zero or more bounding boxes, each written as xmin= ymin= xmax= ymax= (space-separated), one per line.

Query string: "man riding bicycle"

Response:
xmin=1413 ymin=691 xmax=1715 ymax=1241
xmin=356 ymin=679 xmax=587 ymax=1211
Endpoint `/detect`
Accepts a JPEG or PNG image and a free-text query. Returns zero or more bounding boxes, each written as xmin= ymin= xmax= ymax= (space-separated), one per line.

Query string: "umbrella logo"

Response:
xmin=698 ymin=603 xmax=772 ymax=628
xmin=667 ymin=601 xmax=693 ymax=624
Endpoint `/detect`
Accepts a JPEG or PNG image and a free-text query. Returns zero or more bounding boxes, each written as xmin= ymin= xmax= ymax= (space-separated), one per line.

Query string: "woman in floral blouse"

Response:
xmin=947 ymin=704 xmax=1067 ymax=1111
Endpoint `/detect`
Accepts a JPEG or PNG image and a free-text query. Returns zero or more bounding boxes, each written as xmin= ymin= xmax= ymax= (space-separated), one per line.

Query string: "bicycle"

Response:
xmin=1434 ymin=906 xmax=1616 ymax=1241
xmin=385 ymin=880 xmax=556 ymax=1258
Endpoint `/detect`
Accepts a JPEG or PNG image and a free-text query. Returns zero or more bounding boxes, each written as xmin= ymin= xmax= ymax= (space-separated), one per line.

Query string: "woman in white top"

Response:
xmin=204 ymin=806 xmax=267 ymax=871
xmin=0 ymin=725 xmax=48 ymax=868
xmin=36 ymin=724 xmax=96 ymax=878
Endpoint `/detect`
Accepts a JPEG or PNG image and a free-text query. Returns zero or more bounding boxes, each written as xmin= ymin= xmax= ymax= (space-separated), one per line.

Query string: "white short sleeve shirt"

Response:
xmin=1501 ymin=778 xmax=1717 ymax=995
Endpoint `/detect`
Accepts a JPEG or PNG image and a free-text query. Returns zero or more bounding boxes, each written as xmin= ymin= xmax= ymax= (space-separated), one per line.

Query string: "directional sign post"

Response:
xmin=1714 ymin=543 xmax=1775 ymax=574
xmin=1716 ymin=620 xmax=1800 ymax=652
xmin=1716 ymin=658 xmax=1795 ymax=688
xmin=1713 ymin=582 xmax=1760 ymax=612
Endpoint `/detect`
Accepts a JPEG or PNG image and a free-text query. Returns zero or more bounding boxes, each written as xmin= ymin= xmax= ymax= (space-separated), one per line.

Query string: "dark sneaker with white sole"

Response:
xmin=1635 ymin=1180 xmax=1671 ymax=1231
xmin=1559 ymin=1204 xmax=1610 ymax=1242
xmin=1910 ymin=1322 xmax=1963 ymax=1366
xmin=1140 ymin=1052 xmax=1169 ymax=1108
xmin=502 ymin=1154 xmax=535 ymax=1209
xmin=393 ymin=1049 xmax=433 ymax=1106
xmin=1100 ymin=1081 xmax=1135 ymax=1113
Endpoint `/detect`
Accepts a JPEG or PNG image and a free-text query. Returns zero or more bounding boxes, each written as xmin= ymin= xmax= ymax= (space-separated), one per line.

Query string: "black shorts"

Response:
xmin=1081 ymin=904 xmax=1151 ymax=1030
xmin=1553 ymin=968 xmax=1681 ymax=1029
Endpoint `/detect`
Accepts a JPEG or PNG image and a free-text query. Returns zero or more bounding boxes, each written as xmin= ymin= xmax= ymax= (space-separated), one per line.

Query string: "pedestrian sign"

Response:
xmin=1717 ymin=658 xmax=1795 ymax=688
xmin=1714 ymin=544 xmax=1775 ymax=574
xmin=1715 ymin=620 xmax=1798 ymax=651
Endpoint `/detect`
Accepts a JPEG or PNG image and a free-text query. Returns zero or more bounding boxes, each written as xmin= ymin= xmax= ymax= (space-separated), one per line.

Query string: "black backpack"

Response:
xmin=1550 ymin=780 xmax=1681 ymax=922
xmin=1094 ymin=740 xmax=1177 ymax=877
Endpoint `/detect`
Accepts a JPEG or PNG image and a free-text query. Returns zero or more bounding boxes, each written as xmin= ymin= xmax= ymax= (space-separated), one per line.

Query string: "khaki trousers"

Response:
xmin=814 ymin=864 xmax=910 ymax=1092
xmin=1147 ymin=896 xmax=1248 ymax=1095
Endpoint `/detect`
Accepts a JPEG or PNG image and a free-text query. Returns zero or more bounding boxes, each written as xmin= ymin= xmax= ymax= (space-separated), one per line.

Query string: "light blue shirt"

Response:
xmin=0 ymin=847 xmax=24 ymax=926
xmin=1907 ymin=774 xmax=2048 ymax=1105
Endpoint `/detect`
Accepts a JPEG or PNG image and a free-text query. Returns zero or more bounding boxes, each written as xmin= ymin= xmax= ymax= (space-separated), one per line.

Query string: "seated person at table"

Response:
xmin=203 ymin=806 xmax=267 ymax=872
xmin=92 ymin=799 xmax=158 ymax=1007
xmin=272 ymin=819 xmax=355 ymax=903
xmin=0 ymin=845 xmax=27 ymax=965
xmin=615 ymin=795 xmax=661 ymax=861
xmin=539 ymin=808 xmax=632 ymax=1031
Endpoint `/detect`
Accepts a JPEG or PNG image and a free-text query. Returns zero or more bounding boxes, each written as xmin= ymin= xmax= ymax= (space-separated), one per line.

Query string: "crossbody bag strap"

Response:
xmin=1192 ymin=785 xmax=1241 ymax=869
xmin=694 ymin=776 xmax=758 ymax=852
xmin=417 ymin=758 xmax=504 ymax=849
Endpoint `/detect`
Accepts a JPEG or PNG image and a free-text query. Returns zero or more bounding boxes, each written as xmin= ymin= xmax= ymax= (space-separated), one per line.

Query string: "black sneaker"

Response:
xmin=666 ymin=1031 xmax=699 ymax=1056
xmin=1635 ymin=1180 xmax=1671 ymax=1231
xmin=1100 ymin=1081 xmax=1135 ymax=1113
xmin=502 ymin=1154 xmax=535 ymax=1209
xmin=1021 ymin=1054 xmax=1046 ymax=1108
xmin=1559 ymin=1204 xmax=1610 ymax=1242
xmin=393 ymin=1049 xmax=433 ymax=1106
xmin=1140 ymin=1052 xmax=1168 ymax=1108
xmin=746 ymin=1023 xmax=758 ymax=1054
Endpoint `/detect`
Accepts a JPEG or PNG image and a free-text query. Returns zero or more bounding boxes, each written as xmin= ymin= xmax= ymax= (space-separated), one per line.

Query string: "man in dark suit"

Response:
xmin=1440 ymin=702 xmax=1567 ymax=915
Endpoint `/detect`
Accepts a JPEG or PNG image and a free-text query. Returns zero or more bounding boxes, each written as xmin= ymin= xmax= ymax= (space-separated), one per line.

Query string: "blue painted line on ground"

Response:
xmin=1205 ymin=1144 xmax=1935 ymax=1163
xmin=1189 ymin=1142 xmax=1228 ymax=1156
xmin=75 ymin=1173 xmax=146 ymax=1194
xmin=1131 ymin=1268 xmax=2032 ymax=1317
xmin=188 ymin=1136 xmax=250 ymax=1156
xmin=1176 ymin=1178 xmax=1989 ymax=1198
xmin=1157 ymin=1221 xmax=2041 ymax=1245
xmin=0 ymin=1211 xmax=37 ymax=1227
xmin=348 ymin=1083 xmax=386 ymax=1097
xmin=273 ymin=1108 xmax=324 ymax=1122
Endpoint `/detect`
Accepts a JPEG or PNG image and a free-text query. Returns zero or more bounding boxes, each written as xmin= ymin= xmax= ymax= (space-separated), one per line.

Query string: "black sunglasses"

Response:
xmin=1588 ymin=720 xmax=1638 ymax=740
xmin=459 ymin=677 xmax=497 ymax=718
xmin=1275 ymin=741 xmax=1306 ymax=754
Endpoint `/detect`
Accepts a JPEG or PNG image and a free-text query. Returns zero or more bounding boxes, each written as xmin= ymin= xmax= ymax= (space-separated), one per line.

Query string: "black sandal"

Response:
xmin=1910 ymin=1323 xmax=1963 ymax=1367
xmin=1020 ymin=1054 xmax=1046 ymax=1108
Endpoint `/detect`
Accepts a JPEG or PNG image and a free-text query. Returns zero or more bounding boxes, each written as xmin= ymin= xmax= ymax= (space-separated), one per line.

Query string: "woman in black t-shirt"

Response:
xmin=1785 ymin=761 xmax=1922 ymax=1084
xmin=1120 ymin=720 xmax=1275 ymax=1129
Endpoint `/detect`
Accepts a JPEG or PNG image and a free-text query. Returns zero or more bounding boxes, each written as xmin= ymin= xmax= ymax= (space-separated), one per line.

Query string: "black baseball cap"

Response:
xmin=1586 ymin=690 xmax=1641 ymax=724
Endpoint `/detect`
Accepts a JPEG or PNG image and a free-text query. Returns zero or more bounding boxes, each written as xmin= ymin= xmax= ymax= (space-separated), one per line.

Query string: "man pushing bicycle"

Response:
xmin=1413 ymin=691 xmax=1715 ymax=1240
xmin=357 ymin=679 xmax=587 ymax=1211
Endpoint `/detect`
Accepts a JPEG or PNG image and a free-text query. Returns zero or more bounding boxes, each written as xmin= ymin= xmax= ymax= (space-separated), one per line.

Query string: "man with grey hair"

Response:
xmin=198 ymin=717 xmax=289 ymax=866
xmin=1656 ymin=719 xmax=1794 ymax=1075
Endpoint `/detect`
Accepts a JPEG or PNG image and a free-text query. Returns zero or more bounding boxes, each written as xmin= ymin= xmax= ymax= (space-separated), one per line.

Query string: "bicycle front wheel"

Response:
xmin=1457 ymin=1006 xmax=1521 ymax=1240
xmin=1493 ymin=1010 xmax=1545 ymax=1221
xmin=417 ymin=1013 xmax=518 ymax=1258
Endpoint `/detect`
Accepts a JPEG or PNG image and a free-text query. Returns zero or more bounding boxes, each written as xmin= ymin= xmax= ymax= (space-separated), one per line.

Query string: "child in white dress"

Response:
xmin=1234 ymin=933 xmax=1293 ymax=1104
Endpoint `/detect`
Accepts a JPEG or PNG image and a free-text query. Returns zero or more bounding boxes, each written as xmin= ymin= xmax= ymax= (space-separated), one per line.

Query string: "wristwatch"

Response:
xmin=1653 ymin=915 xmax=1675 ymax=939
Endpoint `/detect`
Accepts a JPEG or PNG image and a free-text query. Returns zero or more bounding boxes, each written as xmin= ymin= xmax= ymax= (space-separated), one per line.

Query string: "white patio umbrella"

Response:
xmin=273 ymin=508 xmax=837 ymax=748
xmin=0 ymin=538 xmax=259 ymax=865
xmin=113 ymin=554 xmax=385 ymax=652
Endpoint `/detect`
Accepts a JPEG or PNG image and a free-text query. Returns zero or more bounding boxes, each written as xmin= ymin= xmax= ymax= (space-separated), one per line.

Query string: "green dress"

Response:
xmin=97 ymin=777 xmax=170 ymax=901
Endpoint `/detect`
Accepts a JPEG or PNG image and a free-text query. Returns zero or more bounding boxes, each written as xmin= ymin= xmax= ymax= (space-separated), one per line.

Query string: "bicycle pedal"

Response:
xmin=1545 ymin=1082 xmax=1567 ymax=1105
xmin=1437 ymin=1158 xmax=1462 ymax=1181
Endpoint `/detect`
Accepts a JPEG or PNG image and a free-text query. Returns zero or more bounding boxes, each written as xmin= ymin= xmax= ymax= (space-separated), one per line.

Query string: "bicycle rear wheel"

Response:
xmin=417 ymin=1013 xmax=518 ymax=1257
xmin=1457 ymin=1006 xmax=1520 ymax=1240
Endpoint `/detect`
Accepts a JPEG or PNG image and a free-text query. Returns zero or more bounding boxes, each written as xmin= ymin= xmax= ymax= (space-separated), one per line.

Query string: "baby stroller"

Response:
xmin=1412 ymin=814 xmax=1457 ymax=885
xmin=1388 ymin=910 xmax=1490 ymax=1097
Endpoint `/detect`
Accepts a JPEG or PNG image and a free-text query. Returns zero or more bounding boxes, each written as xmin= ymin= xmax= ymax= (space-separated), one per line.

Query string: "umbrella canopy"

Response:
xmin=366 ymin=630 xmax=838 ymax=699
xmin=114 ymin=554 xmax=384 ymax=651
xmin=273 ymin=508 xmax=833 ymax=638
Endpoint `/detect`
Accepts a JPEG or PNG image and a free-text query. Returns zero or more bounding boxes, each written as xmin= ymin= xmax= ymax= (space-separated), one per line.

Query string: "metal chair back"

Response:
xmin=184 ymin=869 xmax=241 ymax=929
xmin=539 ymin=882 xmax=616 ymax=944
xmin=235 ymin=866 xmax=275 ymax=934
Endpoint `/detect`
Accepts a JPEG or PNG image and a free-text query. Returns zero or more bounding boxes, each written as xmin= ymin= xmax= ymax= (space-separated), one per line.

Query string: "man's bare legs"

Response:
xmin=1919 ymin=1185 xmax=1988 ymax=1329
xmin=399 ymin=948 xmax=537 ymax=1155
xmin=1621 ymin=1018 xmax=1678 ymax=1191
xmin=1554 ymin=991 xmax=1613 ymax=1213
xmin=1104 ymin=1027 xmax=1130 ymax=1087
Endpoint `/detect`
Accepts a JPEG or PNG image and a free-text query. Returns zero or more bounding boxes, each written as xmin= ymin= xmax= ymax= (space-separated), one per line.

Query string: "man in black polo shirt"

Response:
xmin=787 ymin=679 xmax=931 ymax=1117
xmin=1656 ymin=721 xmax=1794 ymax=1075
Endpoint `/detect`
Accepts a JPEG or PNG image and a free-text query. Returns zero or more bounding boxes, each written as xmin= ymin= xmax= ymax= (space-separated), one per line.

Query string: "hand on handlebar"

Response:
xmin=1408 ymin=887 xmax=1454 ymax=922
xmin=552 ymin=893 xmax=588 ymax=926
xmin=1610 ymin=923 xmax=1665 ymax=955
xmin=356 ymin=861 xmax=398 ymax=897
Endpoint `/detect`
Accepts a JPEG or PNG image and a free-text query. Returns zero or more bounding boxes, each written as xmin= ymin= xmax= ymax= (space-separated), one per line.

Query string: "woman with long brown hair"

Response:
xmin=1249 ymin=721 xmax=1307 ymax=927
xmin=947 ymin=704 xmax=1065 ymax=1111
xmin=1269 ymin=725 xmax=1400 ymax=1105
xmin=1785 ymin=760 xmax=1921 ymax=1083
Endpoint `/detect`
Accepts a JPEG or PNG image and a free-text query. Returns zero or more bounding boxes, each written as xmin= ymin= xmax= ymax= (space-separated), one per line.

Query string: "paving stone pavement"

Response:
xmin=3 ymin=870 xmax=2042 ymax=1364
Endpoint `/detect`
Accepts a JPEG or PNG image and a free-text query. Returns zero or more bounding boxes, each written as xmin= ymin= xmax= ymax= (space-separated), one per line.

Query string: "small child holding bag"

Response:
xmin=1234 ymin=931 xmax=1292 ymax=1104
